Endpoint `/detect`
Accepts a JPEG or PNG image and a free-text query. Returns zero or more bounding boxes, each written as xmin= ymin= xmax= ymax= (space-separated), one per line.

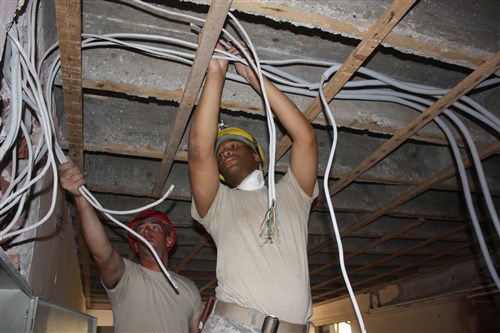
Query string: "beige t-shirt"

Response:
xmin=105 ymin=259 xmax=203 ymax=333
xmin=192 ymin=169 xmax=318 ymax=324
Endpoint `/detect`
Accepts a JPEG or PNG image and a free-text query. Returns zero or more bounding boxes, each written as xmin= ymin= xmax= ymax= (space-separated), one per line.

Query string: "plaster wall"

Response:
xmin=1 ymin=0 xmax=85 ymax=313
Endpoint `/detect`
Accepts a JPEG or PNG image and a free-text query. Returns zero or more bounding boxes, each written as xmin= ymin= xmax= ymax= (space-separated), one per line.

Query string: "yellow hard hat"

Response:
xmin=215 ymin=127 xmax=265 ymax=180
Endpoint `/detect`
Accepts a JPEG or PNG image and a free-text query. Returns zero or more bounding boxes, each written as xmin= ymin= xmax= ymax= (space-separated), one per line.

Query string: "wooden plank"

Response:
xmin=274 ymin=0 xmax=416 ymax=163
xmin=173 ymin=232 xmax=212 ymax=273
xmin=315 ymin=242 xmax=478 ymax=301
xmin=329 ymin=141 xmax=500 ymax=235
xmin=199 ymin=277 xmax=217 ymax=294
xmin=311 ymin=224 xmax=467 ymax=290
xmin=151 ymin=0 xmax=233 ymax=197
xmin=74 ymin=141 xmax=499 ymax=196
xmin=54 ymin=0 xmax=84 ymax=169
xmin=309 ymin=219 xmax=423 ymax=275
xmin=315 ymin=253 xmax=480 ymax=303
xmin=82 ymin=140 xmax=498 ymax=207
xmin=78 ymin=225 xmax=92 ymax=308
xmin=229 ymin=0 xmax=488 ymax=70
xmin=328 ymin=51 xmax=500 ymax=197
xmin=307 ymin=142 xmax=499 ymax=273
xmin=54 ymin=0 xmax=92 ymax=309
xmin=84 ymin=79 xmax=184 ymax=102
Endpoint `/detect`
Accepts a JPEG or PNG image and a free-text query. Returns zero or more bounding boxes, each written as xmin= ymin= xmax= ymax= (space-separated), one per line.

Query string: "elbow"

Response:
xmin=304 ymin=126 xmax=318 ymax=147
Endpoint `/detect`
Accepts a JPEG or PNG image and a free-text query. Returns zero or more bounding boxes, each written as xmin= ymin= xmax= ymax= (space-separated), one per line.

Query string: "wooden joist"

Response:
xmin=152 ymin=0 xmax=233 ymax=197
xmin=328 ymin=51 xmax=500 ymax=197
xmin=274 ymin=0 xmax=417 ymax=163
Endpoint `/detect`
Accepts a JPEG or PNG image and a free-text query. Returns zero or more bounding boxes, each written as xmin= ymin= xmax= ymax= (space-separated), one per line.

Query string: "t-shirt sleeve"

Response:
xmin=286 ymin=168 xmax=319 ymax=203
xmin=102 ymin=258 xmax=132 ymax=303
xmin=190 ymin=183 xmax=226 ymax=234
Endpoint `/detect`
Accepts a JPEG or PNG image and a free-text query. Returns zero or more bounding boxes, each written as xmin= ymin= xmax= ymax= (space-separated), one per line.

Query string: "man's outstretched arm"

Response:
xmin=58 ymin=162 xmax=124 ymax=288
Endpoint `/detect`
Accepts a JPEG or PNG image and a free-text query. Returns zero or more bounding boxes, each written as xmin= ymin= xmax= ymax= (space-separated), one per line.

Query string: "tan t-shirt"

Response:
xmin=105 ymin=259 xmax=203 ymax=333
xmin=192 ymin=169 xmax=318 ymax=324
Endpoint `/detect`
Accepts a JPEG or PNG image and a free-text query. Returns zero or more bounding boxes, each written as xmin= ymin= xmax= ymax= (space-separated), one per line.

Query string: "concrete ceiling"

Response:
xmin=43 ymin=0 xmax=499 ymax=310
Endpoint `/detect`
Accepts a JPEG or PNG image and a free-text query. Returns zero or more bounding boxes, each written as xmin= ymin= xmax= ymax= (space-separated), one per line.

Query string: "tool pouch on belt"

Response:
xmin=198 ymin=297 xmax=215 ymax=333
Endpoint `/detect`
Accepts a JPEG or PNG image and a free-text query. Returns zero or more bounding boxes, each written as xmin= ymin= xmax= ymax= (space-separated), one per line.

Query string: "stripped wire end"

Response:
xmin=260 ymin=199 xmax=279 ymax=242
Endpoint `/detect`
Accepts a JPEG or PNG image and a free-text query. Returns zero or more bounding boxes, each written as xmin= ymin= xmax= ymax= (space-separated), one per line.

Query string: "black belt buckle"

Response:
xmin=261 ymin=315 xmax=280 ymax=333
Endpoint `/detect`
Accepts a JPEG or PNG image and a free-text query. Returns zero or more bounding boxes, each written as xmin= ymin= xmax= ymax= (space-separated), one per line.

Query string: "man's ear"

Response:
xmin=253 ymin=152 xmax=261 ymax=163
xmin=166 ymin=235 xmax=174 ymax=250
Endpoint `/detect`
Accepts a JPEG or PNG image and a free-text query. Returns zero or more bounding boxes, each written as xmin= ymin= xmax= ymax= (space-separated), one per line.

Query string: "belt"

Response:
xmin=213 ymin=300 xmax=309 ymax=333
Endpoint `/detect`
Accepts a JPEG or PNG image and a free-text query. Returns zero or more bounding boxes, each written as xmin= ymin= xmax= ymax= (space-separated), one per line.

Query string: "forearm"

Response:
xmin=59 ymin=161 xmax=124 ymax=286
xmin=248 ymin=74 xmax=318 ymax=193
xmin=251 ymin=76 xmax=314 ymax=142
xmin=189 ymin=72 xmax=225 ymax=156
xmin=73 ymin=195 xmax=114 ymax=264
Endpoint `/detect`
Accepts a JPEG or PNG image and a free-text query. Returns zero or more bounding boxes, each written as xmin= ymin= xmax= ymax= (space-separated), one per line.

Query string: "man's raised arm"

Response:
xmin=58 ymin=162 xmax=124 ymax=288
xmin=234 ymin=56 xmax=318 ymax=196
xmin=188 ymin=43 xmax=230 ymax=217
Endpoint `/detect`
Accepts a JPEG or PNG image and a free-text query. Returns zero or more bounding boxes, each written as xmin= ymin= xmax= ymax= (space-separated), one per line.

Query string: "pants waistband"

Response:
xmin=213 ymin=300 xmax=309 ymax=333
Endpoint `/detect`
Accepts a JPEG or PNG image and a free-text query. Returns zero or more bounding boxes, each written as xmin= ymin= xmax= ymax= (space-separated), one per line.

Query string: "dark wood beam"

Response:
xmin=55 ymin=0 xmax=84 ymax=169
xmin=151 ymin=0 xmax=233 ymax=197
xmin=274 ymin=0 xmax=417 ymax=165
xmin=314 ymin=244 xmax=478 ymax=301
xmin=308 ymin=142 xmax=499 ymax=260
xmin=54 ymin=0 xmax=91 ymax=309
xmin=328 ymin=51 xmax=500 ymax=197
xmin=173 ymin=232 xmax=212 ymax=273
xmin=311 ymin=224 xmax=467 ymax=290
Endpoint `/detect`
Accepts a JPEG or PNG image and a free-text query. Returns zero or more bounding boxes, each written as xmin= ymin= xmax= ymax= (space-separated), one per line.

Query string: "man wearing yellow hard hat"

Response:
xmin=189 ymin=40 xmax=318 ymax=333
xmin=215 ymin=126 xmax=265 ymax=182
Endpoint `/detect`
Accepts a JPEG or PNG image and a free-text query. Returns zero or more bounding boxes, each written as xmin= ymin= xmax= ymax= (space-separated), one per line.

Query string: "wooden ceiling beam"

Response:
xmin=307 ymin=141 xmax=499 ymax=261
xmin=54 ymin=0 xmax=91 ymax=310
xmin=82 ymin=80 xmax=465 ymax=147
xmin=151 ymin=0 xmax=233 ymax=197
xmin=173 ymin=232 xmax=212 ymax=273
xmin=309 ymin=219 xmax=423 ymax=276
xmin=311 ymin=224 xmax=468 ymax=290
xmin=274 ymin=0 xmax=416 ymax=165
xmin=315 ymin=243 xmax=478 ymax=301
xmin=328 ymin=51 xmax=500 ymax=197
xmin=75 ymin=141 xmax=498 ymax=195
xmin=55 ymin=0 xmax=84 ymax=169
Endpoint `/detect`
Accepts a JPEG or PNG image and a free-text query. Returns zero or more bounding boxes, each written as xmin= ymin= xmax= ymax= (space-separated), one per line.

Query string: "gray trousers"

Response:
xmin=201 ymin=312 xmax=261 ymax=333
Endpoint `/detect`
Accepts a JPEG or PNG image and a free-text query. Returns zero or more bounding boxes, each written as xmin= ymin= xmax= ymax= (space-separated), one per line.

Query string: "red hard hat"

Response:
xmin=127 ymin=209 xmax=177 ymax=252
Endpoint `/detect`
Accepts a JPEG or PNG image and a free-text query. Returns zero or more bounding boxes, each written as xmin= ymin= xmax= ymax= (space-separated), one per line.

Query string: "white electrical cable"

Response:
xmin=0 ymin=122 xmax=33 ymax=236
xmin=1 ymin=0 xmax=498 ymax=311
xmin=0 ymin=0 xmax=179 ymax=289
xmin=226 ymin=11 xmax=279 ymax=235
xmin=350 ymin=91 xmax=500 ymax=289
xmin=319 ymin=64 xmax=367 ymax=333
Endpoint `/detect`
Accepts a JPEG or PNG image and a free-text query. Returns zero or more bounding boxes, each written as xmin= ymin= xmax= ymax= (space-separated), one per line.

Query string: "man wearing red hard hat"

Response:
xmin=127 ymin=208 xmax=177 ymax=254
xmin=59 ymin=162 xmax=202 ymax=333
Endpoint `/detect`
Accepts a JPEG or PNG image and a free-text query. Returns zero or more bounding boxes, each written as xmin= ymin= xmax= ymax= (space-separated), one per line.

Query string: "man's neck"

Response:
xmin=139 ymin=254 xmax=169 ymax=272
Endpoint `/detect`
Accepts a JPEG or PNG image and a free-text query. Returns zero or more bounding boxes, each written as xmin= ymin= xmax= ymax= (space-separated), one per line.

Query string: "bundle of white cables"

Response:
xmin=1 ymin=1 xmax=499 ymax=331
